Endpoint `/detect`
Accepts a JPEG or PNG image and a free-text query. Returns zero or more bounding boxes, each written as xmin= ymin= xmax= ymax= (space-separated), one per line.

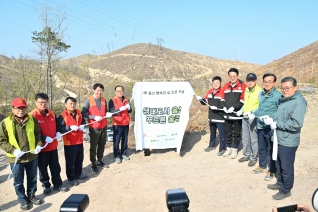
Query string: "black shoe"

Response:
xmin=20 ymin=201 xmax=29 ymax=210
xmin=272 ymin=191 xmax=291 ymax=200
xmin=91 ymin=165 xmax=98 ymax=173
xmin=28 ymin=193 xmax=42 ymax=205
xmin=97 ymin=161 xmax=109 ymax=168
xmin=75 ymin=174 xmax=87 ymax=180
xmin=238 ymin=157 xmax=249 ymax=163
xmin=204 ymin=146 xmax=216 ymax=152
xmin=267 ymin=184 xmax=281 ymax=190
xmin=248 ymin=159 xmax=257 ymax=167
xmin=53 ymin=185 xmax=69 ymax=192
xmin=43 ymin=187 xmax=51 ymax=195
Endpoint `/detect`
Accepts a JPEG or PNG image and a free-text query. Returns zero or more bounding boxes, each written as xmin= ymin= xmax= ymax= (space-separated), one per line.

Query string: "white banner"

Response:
xmin=132 ymin=82 xmax=194 ymax=154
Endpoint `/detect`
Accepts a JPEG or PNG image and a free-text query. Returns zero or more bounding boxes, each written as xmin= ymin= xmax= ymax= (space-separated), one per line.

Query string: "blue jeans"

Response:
xmin=10 ymin=158 xmax=38 ymax=203
xmin=257 ymin=128 xmax=276 ymax=172
xmin=209 ymin=122 xmax=226 ymax=151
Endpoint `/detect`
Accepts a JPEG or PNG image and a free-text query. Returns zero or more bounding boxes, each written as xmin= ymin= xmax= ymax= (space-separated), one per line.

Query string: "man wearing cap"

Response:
xmin=220 ymin=68 xmax=246 ymax=159
xmin=29 ymin=93 xmax=68 ymax=194
xmin=0 ymin=98 xmax=42 ymax=210
xmin=237 ymin=73 xmax=262 ymax=166
xmin=82 ymin=83 xmax=112 ymax=173
xmin=249 ymin=73 xmax=281 ymax=181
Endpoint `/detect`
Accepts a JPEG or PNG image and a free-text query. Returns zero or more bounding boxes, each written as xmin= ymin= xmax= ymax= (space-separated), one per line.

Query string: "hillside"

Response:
xmin=61 ymin=43 xmax=262 ymax=97
xmin=254 ymin=41 xmax=318 ymax=85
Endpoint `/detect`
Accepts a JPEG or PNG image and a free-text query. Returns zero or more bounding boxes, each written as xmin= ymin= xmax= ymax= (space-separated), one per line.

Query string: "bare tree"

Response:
xmin=157 ymin=38 xmax=165 ymax=50
xmin=31 ymin=3 xmax=70 ymax=109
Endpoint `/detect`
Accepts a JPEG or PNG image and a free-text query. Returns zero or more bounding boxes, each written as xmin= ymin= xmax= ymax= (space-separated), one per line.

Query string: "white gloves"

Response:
xmin=13 ymin=149 xmax=25 ymax=158
xmin=210 ymin=106 xmax=217 ymax=110
xmin=94 ymin=116 xmax=103 ymax=122
xmin=223 ymin=107 xmax=228 ymax=113
xmin=126 ymin=104 xmax=131 ymax=110
xmin=119 ymin=106 xmax=126 ymax=111
xmin=270 ymin=122 xmax=277 ymax=129
xmin=236 ymin=110 xmax=243 ymax=116
xmin=106 ymin=112 xmax=112 ymax=118
xmin=196 ymin=96 xmax=202 ymax=101
xmin=70 ymin=125 xmax=79 ymax=131
xmin=78 ymin=125 xmax=85 ymax=131
xmin=248 ymin=113 xmax=256 ymax=121
xmin=45 ymin=136 xmax=54 ymax=143
xmin=227 ymin=107 xmax=234 ymax=113
xmin=243 ymin=113 xmax=249 ymax=119
xmin=33 ymin=146 xmax=42 ymax=154
xmin=55 ymin=132 xmax=61 ymax=139
xmin=264 ymin=117 xmax=273 ymax=125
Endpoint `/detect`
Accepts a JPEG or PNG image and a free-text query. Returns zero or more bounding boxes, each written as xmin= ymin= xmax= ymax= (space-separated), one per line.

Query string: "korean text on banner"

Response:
xmin=132 ymin=82 xmax=194 ymax=154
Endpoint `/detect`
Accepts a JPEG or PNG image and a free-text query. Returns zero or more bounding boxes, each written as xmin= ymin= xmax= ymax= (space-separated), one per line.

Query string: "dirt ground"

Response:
xmin=0 ymin=94 xmax=318 ymax=212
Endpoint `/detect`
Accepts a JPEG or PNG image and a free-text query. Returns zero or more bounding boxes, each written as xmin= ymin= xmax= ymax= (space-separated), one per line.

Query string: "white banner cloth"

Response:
xmin=132 ymin=82 xmax=194 ymax=154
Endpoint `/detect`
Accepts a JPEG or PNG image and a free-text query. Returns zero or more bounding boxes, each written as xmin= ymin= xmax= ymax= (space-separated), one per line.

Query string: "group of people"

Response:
xmin=197 ymin=68 xmax=307 ymax=200
xmin=0 ymin=83 xmax=131 ymax=210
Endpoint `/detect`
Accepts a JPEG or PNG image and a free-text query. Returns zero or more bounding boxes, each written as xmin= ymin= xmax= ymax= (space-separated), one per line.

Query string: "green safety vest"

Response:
xmin=4 ymin=114 xmax=36 ymax=157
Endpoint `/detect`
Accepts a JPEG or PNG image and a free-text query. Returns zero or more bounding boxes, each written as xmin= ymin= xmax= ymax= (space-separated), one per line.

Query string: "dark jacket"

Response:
xmin=221 ymin=80 xmax=246 ymax=120
xmin=0 ymin=114 xmax=42 ymax=163
xmin=200 ymin=87 xmax=225 ymax=123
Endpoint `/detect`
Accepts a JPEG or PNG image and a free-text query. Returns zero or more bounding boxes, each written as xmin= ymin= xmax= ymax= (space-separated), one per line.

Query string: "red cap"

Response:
xmin=12 ymin=98 xmax=28 ymax=107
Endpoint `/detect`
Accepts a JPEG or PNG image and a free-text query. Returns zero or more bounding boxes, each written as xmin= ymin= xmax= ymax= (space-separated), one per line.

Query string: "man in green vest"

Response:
xmin=0 ymin=98 xmax=42 ymax=211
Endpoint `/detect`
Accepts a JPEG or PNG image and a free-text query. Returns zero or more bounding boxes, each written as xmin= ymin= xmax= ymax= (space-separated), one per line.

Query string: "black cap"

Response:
xmin=246 ymin=73 xmax=257 ymax=80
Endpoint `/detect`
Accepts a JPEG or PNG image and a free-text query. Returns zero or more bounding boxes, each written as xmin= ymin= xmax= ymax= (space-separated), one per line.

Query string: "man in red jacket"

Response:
xmin=108 ymin=85 xmax=132 ymax=164
xmin=57 ymin=97 xmax=87 ymax=186
xmin=220 ymin=68 xmax=246 ymax=159
xmin=29 ymin=93 xmax=68 ymax=194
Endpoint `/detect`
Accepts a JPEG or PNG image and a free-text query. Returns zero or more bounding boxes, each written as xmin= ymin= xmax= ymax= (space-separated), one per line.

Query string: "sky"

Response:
xmin=1 ymin=0 xmax=318 ymax=65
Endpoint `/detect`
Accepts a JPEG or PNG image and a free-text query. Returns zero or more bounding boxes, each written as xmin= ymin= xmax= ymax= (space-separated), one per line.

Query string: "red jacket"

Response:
xmin=87 ymin=96 xmax=107 ymax=129
xmin=29 ymin=109 xmax=58 ymax=152
xmin=112 ymin=97 xmax=130 ymax=126
xmin=61 ymin=109 xmax=83 ymax=146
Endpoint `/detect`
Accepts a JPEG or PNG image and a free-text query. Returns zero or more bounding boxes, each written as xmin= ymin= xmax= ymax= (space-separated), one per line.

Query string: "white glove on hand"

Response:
xmin=119 ymin=106 xmax=126 ymax=111
xmin=264 ymin=117 xmax=273 ymax=125
xmin=125 ymin=104 xmax=131 ymax=110
xmin=223 ymin=107 xmax=228 ymax=113
xmin=227 ymin=107 xmax=234 ymax=113
xmin=94 ymin=116 xmax=103 ymax=122
xmin=236 ymin=110 xmax=243 ymax=116
xmin=13 ymin=149 xmax=25 ymax=158
xmin=243 ymin=113 xmax=250 ymax=119
xmin=196 ymin=96 xmax=202 ymax=101
xmin=248 ymin=113 xmax=256 ymax=121
xmin=78 ymin=125 xmax=85 ymax=131
xmin=55 ymin=132 xmax=61 ymax=139
xmin=33 ymin=146 xmax=42 ymax=154
xmin=270 ymin=122 xmax=277 ymax=129
xmin=106 ymin=112 xmax=112 ymax=118
xmin=45 ymin=136 xmax=54 ymax=143
xmin=210 ymin=106 xmax=217 ymax=110
xmin=70 ymin=125 xmax=79 ymax=131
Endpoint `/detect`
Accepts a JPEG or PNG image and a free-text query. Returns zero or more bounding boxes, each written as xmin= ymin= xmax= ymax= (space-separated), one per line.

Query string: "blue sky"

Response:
xmin=1 ymin=0 xmax=317 ymax=65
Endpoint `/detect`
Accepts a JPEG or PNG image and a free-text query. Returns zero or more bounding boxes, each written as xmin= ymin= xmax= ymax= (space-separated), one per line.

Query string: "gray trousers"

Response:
xmin=242 ymin=118 xmax=258 ymax=161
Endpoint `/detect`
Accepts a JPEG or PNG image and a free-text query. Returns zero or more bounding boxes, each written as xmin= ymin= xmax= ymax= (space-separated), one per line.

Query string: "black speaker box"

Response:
xmin=60 ymin=194 xmax=89 ymax=212
xmin=166 ymin=188 xmax=189 ymax=211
